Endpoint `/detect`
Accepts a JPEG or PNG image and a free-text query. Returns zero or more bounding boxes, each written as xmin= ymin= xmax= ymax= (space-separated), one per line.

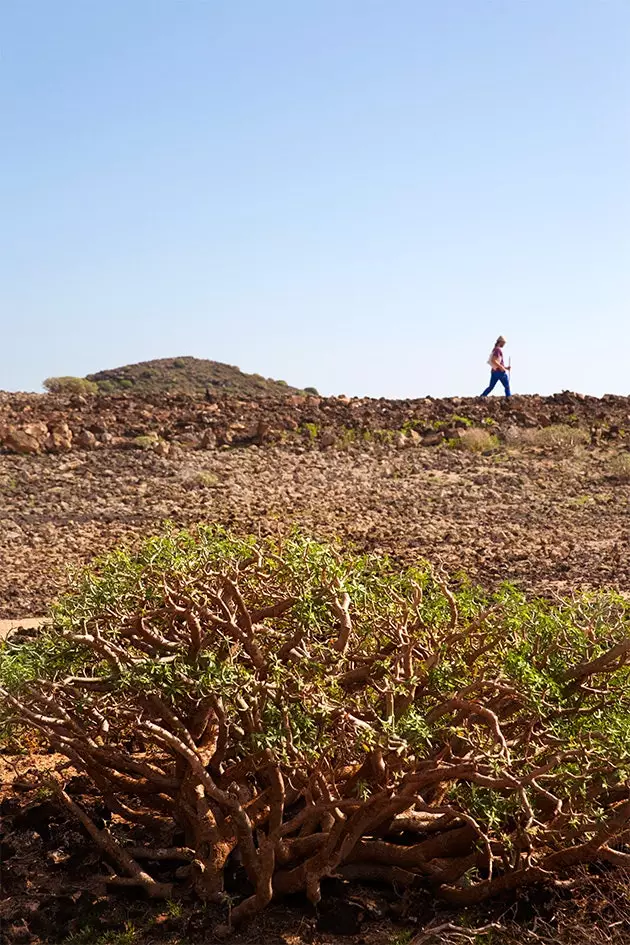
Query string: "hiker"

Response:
xmin=481 ymin=336 xmax=511 ymax=398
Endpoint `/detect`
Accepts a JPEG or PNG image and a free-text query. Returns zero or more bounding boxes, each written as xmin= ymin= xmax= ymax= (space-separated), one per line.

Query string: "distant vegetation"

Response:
xmin=83 ymin=357 xmax=311 ymax=398
xmin=43 ymin=376 xmax=98 ymax=395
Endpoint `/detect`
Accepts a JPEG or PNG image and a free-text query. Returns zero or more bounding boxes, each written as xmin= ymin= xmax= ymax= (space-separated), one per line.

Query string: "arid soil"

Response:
xmin=3 ymin=755 xmax=629 ymax=945
xmin=0 ymin=400 xmax=628 ymax=617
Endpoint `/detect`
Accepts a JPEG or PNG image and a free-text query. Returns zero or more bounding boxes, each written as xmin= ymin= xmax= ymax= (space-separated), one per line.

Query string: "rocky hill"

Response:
xmin=86 ymin=356 xmax=311 ymax=398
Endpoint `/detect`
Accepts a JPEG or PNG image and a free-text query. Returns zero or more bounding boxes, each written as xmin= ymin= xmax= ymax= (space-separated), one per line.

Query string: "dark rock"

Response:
xmin=13 ymin=800 xmax=59 ymax=839
xmin=0 ymin=840 xmax=16 ymax=859
xmin=200 ymin=430 xmax=217 ymax=450
xmin=75 ymin=430 xmax=98 ymax=450
xmin=317 ymin=898 xmax=366 ymax=935
xmin=512 ymin=411 xmax=539 ymax=428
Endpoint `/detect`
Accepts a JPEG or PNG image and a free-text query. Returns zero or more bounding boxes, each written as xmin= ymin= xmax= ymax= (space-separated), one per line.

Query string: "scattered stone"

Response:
xmin=153 ymin=440 xmax=171 ymax=458
xmin=200 ymin=430 xmax=217 ymax=450
xmin=3 ymin=429 xmax=41 ymax=455
xmin=44 ymin=421 xmax=73 ymax=452
xmin=23 ymin=422 xmax=48 ymax=441
xmin=512 ymin=411 xmax=539 ymax=428
xmin=75 ymin=430 xmax=98 ymax=450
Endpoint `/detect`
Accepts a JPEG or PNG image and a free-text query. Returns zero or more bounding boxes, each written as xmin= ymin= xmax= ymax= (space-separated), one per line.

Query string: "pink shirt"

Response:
xmin=491 ymin=346 xmax=505 ymax=369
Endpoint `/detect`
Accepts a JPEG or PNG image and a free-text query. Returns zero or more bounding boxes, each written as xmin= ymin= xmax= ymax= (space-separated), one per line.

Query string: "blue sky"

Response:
xmin=1 ymin=0 xmax=628 ymax=397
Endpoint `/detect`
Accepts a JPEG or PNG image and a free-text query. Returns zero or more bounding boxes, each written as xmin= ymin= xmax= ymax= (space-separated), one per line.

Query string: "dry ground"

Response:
xmin=2 ymin=754 xmax=629 ymax=945
xmin=0 ymin=439 xmax=628 ymax=618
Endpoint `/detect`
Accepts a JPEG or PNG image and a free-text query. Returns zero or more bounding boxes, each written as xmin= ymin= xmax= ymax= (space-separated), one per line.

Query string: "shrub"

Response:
xmin=516 ymin=425 xmax=589 ymax=449
xmin=304 ymin=387 xmax=319 ymax=396
xmin=43 ymin=376 xmax=98 ymax=395
xmin=402 ymin=419 xmax=423 ymax=435
xmin=607 ymin=452 xmax=630 ymax=481
xmin=133 ymin=434 xmax=160 ymax=450
xmin=190 ymin=471 xmax=220 ymax=488
xmin=450 ymin=414 xmax=473 ymax=428
xmin=453 ymin=428 xmax=498 ymax=452
xmin=2 ymin=529 xmax=630 ymax=932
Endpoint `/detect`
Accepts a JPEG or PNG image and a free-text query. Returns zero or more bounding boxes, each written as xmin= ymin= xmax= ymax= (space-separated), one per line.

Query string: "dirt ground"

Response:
xmin=2 ymin=753 xmax=629 ymax=945
xmin=0 ymin=437 xmax=628 ymax=619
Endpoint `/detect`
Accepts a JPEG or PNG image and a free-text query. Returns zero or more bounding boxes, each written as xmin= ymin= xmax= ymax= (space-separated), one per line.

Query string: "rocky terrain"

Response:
xmin=1 ymin=386 xmax=628 ymax=456
xmin=0 ymin=389 xmax=628 ymax=618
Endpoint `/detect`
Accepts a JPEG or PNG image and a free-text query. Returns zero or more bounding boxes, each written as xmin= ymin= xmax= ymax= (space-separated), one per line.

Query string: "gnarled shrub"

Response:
xmin=1 ymin=528 xmax=630 ymax=933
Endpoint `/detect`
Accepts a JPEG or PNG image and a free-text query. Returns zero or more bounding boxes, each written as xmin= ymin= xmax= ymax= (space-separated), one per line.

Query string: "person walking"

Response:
xmin=481 ymin=336 xmax=511 ymax=398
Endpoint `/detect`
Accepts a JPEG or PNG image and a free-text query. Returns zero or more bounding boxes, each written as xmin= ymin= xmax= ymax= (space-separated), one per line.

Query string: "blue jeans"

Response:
xmin=481 ymin=370 xmax=511 ymax=397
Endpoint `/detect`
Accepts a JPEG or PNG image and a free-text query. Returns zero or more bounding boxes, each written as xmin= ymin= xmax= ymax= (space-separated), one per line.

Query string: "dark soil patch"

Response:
xmin=1 ymin=759 xmax=629 ymax=945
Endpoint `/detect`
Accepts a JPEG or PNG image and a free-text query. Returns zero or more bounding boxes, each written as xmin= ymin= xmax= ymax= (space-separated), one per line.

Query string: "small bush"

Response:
xmin=453 ymin=428 xmax=498 ymax=452
xmin=43 ymin=376 xmax=98 ymax=395
xmin=2 ymin=529 xmax=630 ymax=931
xmin=606 ymin=452 xmax=630 ymax=481
xmin=304 ymin=387 xmax=319 ymax=396
xmin=402 ymin=419 xmax=423 ymax=435
xmin=133 ymin=434 xmax=160 ymax=450
xmin=516 ymin=425 xmax=589 ymax=449
xmin=451 ymin=414 xmax=473 ymax=428
xmin=191 ymin=471 xmax=220 ymax=488
xmin=338 ymin=425 xmax=358 ymax=447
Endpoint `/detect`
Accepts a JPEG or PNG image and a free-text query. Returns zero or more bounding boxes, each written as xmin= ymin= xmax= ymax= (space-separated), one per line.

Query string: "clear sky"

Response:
xmin=1 ymin=1 xmax=628 ymax=397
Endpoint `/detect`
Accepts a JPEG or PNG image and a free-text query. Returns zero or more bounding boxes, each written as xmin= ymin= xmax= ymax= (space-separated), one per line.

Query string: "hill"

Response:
xmin=86 ymin=356 xmax=311 ymax=397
